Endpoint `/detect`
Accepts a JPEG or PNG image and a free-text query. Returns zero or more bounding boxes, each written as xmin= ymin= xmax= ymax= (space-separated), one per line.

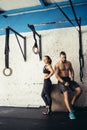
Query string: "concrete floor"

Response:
xmin=0 ymin=106 xmax=87 ymax=130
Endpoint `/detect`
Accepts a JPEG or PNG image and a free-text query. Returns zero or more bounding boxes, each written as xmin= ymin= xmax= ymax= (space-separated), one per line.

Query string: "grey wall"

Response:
xmin=0 ymin=26 xmax=87 ymax=107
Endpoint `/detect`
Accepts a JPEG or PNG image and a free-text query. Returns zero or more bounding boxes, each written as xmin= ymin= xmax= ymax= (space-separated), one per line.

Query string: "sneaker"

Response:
xmin=70 ymin=104 xmax=75 ymax=112
xmin=42 ymin=107 xmax=50 ymax=115
xmin=69 ymin=112 xmax=76 ymax=119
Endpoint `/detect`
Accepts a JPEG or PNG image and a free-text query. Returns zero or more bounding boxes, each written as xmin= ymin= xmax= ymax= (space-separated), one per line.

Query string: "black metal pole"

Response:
xmin=42 ymin=0 xmax=77 ymax=30
xmin=39 ymin=35 xmax=42 ymax=60
xmin=8 ymin=26 xmax=25 ymax=39
xmin=69 ymin=0 xmax=80 ymax=26
xmin=8 ymin=26 xmax=27 ymax=62
xmin=15 ymin=33 xmax=26 ymax=61
xmin=55 ymin=3 xmax=77 ymax=29
xmin=24 ymin=37 xmax=26 ymax=61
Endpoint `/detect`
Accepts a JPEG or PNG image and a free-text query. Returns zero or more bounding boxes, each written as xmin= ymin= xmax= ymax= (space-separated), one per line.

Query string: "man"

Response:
xmin=54 ymin=51 xmax=82 ymax=119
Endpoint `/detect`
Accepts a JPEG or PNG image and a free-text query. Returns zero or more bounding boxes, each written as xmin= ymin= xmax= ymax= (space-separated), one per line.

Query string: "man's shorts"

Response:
xmin=58 ymin=77 xmax=80 ymax=93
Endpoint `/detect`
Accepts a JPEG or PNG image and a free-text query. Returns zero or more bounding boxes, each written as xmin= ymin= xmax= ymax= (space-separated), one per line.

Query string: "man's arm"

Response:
xmin=69 ymin=62 xmax=74 ymax=81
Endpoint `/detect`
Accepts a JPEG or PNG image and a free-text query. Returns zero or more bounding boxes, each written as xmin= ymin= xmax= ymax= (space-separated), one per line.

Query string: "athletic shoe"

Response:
xmin=70 ymin=104 xmax=75 ymax=112
xmin=69 ymin=111 xmax=76 ymax=119
xmin=42 ymin=107 xmax=50 ymax=115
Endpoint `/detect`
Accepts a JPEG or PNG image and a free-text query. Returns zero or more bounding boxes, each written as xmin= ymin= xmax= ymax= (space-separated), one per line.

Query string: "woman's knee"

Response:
xmin=76 ymin=87 xmax=82 ymax=95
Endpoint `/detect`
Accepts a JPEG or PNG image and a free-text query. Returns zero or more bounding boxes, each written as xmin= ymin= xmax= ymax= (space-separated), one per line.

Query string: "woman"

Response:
xmin=41 ymin=55 xmax=54 ymax=115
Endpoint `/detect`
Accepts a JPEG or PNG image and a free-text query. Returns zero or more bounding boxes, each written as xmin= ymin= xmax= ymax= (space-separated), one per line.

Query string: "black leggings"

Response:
xmin=41 ymin=78 xmax=52 ymax=108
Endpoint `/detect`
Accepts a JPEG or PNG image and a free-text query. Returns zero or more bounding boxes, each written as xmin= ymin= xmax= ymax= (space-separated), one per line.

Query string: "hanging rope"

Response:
xmin=69 ymin=0 xmax=84 ymax=82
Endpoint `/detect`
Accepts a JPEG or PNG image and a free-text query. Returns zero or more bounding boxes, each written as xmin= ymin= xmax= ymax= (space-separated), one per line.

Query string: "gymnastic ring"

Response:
xmin=32 ymin=46 xmax=39 ymax=54
xmin=3 ymin=67 xmax=12 ymax=76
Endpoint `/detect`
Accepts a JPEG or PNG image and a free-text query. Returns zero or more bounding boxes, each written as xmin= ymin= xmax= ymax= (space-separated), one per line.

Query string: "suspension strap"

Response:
xmin=3 ymin=27 xmax=12 ymax=76
xmin=69 ymin=0 xmax=84 ymax=82
xmin=78 ymin=20 xmax=84 ymax=82
xmin=28 ymin=24 xmax=42 ymax=60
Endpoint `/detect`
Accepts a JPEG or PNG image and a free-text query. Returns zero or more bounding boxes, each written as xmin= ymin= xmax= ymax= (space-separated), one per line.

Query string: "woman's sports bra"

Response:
xmin=43 ymin=65 xmax=50 ymax=74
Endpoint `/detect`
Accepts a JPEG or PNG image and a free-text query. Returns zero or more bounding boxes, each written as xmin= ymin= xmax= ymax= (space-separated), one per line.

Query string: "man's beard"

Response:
xmin=62 ymin=60 xmax=66 ymax=63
